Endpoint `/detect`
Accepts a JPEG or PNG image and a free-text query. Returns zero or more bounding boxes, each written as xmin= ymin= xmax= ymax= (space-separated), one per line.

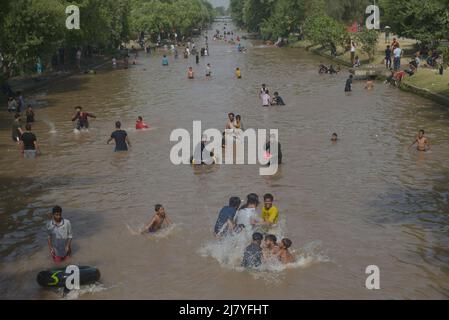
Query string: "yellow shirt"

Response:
xmin=236 ymin=70 xmax=241 ymax=78
xmin=262 ymin=206 xmax=279 ymax=224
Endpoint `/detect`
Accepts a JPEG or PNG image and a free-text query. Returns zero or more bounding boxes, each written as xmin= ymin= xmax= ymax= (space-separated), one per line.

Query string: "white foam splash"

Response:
xmin=126 ymin=222 xmax=179 ymax=240
xmin=60 ymin=282 xmax=111 ymax=300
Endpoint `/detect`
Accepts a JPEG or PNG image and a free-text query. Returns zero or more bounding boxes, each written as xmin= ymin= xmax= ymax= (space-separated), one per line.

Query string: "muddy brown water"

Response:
xmin=1 ymin=23 xmax=449 ymax=299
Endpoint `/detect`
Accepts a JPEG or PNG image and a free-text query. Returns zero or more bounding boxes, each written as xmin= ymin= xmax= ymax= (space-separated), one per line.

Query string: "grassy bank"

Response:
xmin=291 ymin=34 xmax=449 ymax=106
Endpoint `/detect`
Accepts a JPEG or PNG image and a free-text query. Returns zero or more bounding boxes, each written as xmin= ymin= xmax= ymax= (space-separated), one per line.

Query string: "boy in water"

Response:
xmin=72 ymin=106 xmax=96 ymax=130
xmin=409 ymin=130 xmax=430 ymax=152
xmin=107 ymin=121 xmax=131 ymax=152
xmin=331 ymin=133 xmax=338 ymax=143
xmin=263 ymin=234 xmax=279 ymax=260
xmin=235 ymin=68 xmax=242 ymax=79
xmin=214 ymin=197 xmax=241 ymax=237
xmin=47 ymin=206 xmax=72 ymax=263
xmin=241 ymin=232 xmax=263 ymax=269
xmin=26 ymin=105 xmax=35 ymax=123
xmin=278 ymin=238 xmax=295 ymax=264
xmin=261 ymin=193 xmax=279 ymax=229
xmin=142 ymin=204 xmax=173 ymax=234
xmin=365 ymin=76 xmax=375 ymax=90
xmin=345 ymin=75 xmax=353 ymax=92
xmin=188 ymin=67 xmax=194 ymax=79
xmin=135 ymin=116 xmax=149 ymax=130
xmin=272 ymin=92 xmax=285 ymax=105
xmin=11 ymin=113 xmax=23 ymax=143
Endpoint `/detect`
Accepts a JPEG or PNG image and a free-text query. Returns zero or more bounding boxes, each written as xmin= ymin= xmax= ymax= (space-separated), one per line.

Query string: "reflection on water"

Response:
xmin=1 ymin=22 xmax=449 ymax=299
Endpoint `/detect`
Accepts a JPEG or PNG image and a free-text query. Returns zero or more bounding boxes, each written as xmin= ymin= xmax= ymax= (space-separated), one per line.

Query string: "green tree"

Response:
xmin=355 ymin=28 xmax=379 ymax=61
xmin=303 ymin=14 xmax=349 ymax=49
xmin=380 ymin=0 xmax=449 ymax=45
xmin=260 ymin=0 xmax=304 ymax=40
xmin=1 ymin=0 xmax=66 ymax=77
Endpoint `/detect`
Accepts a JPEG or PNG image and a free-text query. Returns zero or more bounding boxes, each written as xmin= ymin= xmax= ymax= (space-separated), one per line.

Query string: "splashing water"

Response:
xmin=126 ymin=222 xmax=179 ymax=241
xmin=60 ymin=283 xmax=112 ymax=300
xmin=199 ymin=215 xmax=329 ymax=282
xmin=42 ymin=119 xmax=57 ymax=134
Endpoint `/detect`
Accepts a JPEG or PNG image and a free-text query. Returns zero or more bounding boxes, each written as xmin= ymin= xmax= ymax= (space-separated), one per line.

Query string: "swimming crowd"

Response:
xmin=4 ymin=23 xmax=431 ymax=271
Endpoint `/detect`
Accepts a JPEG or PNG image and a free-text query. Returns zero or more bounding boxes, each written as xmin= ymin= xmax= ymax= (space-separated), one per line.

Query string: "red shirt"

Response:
xmin=136 ymin=121 xmax=149 ymax=130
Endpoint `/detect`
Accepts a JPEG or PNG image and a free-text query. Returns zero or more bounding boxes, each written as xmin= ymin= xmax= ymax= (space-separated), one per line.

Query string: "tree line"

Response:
xmin=230 ymin=0 xmax=449 ymax=57
xmin=0 ymin=0 xmax=216 ymax=80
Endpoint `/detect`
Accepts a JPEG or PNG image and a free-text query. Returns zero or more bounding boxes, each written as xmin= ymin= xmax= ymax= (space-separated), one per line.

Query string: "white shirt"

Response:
xmin=394 ymin=47 xmax=402 ymax=58
xmin=234 ymin=207 xmax=258 ymax=229
xmin=351 ymin=44 xmax=356 ymax=52
xmin=262 ymin=93 xmax=271 ymax=106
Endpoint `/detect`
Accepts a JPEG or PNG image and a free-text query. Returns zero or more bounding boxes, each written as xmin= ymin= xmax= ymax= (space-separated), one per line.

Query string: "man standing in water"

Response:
xmin=141 ymin=204 xmax=173 ymax=234
xmin=409 ymin=130 xmax=430 ymax=151
xmin=47 ymin=206 xmax=73 ymax=263
xmin=20 ymin=124 xmax=40 ymax=158
xmin=107 ymin=121 xmax=131 ymax=152
xmin=72 ymin=106 xmax=96 ymax=131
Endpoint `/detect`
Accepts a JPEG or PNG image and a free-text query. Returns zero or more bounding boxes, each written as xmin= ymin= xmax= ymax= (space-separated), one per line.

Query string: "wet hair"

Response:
xmin=252 ymin=232 xmax=263 ymax=241
xmin=332 ymin=133 xmax=338 ymax=137
xmin=419 ymin=129 xmax=425 ymax=134
xmin=282 ymin=238 xmax=292 ymax=248
xmin=14 ymin=113 xmax=21 ymax=119
xmin=228 ymin=112 xmax=235 ymax=117
xmin=75 ymin=106 xmax=82 ymax=110
xmin=229 ymin=197 xmax=241 ymax=208
xmin=236 ymin=67 xmax=240 ymax=70
xmin=265 ymin=234 xmax=277 ymax=243
xmin=138 ymin=116 xmax=143 ymax=121
xmin=246 ymin=193 xmax=259 ymax=206
xmin=274 ymin=92 xmax=279 ymax=96
xmin=115 ymin=121 xmax=121 ymax=128
xmin=262 ymin=84 xmax=266 ymax=87
xmin=236 ymin=115 xmax=241 ymax=121
xmin=52 ymin=206 xmax=62 ymax=214
xmin=263 ymin=193 xmax=274 ymax=201
xmin=25 ymin=123 xmax=32 ymax=131
xmin=155 ymin=204 xmax=163 ymax=212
